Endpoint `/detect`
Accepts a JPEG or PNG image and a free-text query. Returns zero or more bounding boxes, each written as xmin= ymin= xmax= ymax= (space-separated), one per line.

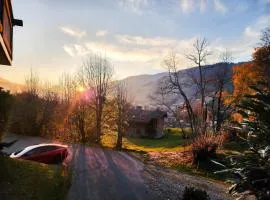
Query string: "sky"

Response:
xmin=0 ymin=0 xmax=269 ymax=84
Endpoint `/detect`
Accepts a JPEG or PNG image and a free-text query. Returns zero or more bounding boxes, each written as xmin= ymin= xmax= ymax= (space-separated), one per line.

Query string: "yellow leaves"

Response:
xmin=232 ymin=63 xmax=258 ymax=96
xmin=232 ymin=113 xmax=243 ymax=123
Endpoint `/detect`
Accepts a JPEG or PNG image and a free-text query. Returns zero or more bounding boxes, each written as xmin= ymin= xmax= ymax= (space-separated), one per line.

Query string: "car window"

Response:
xmin=23 ymin=146 xmax=61 ymax=157
xmin=24 ymin=148 xmax=38 ymax=157
xmin=37 ymin=146 xmax=60 ymax=153
xmin=43 ymin=146 xmax=60 ymax=151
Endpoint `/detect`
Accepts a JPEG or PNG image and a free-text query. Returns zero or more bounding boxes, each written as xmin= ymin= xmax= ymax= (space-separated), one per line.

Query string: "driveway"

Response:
xmin=1 ymin=133 xmax=152 ymax=200
xmin=1 ymin=133 xmax=231 ymax=200
xmin=1 ymin=133 xmax=49 ymax=154
xmin=66 ymin=145 xmax=151 ymax=200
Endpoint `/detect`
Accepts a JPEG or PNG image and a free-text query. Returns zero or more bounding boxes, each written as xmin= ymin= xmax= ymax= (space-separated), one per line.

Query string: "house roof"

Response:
xmin=130 ymin=108 xmax=167 ymax=124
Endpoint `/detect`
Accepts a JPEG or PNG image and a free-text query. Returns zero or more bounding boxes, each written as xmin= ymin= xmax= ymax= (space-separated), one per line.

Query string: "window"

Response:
xmin=23 ymin=146 xmax=59 ymax=157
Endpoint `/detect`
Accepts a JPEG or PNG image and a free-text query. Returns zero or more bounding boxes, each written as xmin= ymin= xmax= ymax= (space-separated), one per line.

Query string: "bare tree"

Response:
xmin=114 ymin=81 xmax=131 ymax=149
xmin=72 ymin=98 xmax=88 ymax=143
xmin=58 ymin=73 xmax=77 ymax=104
xmin=163 ymin=51 xmax=197 ymax=135
xmin=79 ymin=53 xmax=114 ymax=143
xmin=185 ymin=38 xmax=211 ymax=134
xmin=208 ymin=50 xmax=233 ymax=132
xmin=149 ymin=80 xmax=187 ymax=137
xmin=260 ymin=27 xmax=270 ymax=47
xmin=39 ymin=82 xmax=59 ymax=137
xmin=25 ymin=69 xmax=39 ymax=96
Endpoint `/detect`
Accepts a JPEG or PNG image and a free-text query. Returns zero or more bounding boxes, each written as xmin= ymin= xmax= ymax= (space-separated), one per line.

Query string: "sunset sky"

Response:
xmin=0 ymin=0 xmax=269 ymax=84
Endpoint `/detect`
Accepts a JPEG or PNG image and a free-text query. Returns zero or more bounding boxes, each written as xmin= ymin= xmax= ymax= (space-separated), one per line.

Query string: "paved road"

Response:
xmin=1 ymin=133 xmax=152 ymax=200
xmin=2 ymin=133 xmax=231 ymax=200
xmin=66 ymin=145 xmax=151 ymax=200
xmin=1 ymin=133 xmax=49 ymax=154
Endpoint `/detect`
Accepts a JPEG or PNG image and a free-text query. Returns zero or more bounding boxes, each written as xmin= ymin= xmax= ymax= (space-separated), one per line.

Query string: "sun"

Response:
xmin=78 ymin=86 xmax=85 ymax=92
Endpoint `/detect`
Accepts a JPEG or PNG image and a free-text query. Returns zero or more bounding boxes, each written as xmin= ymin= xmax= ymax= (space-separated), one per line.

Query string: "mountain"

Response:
xmin=0 ymin=62 xmax=241 ymax=104
xmin=123 ymin=72 xmax=167 ymax=105
xmin=123 ymin=63 xmax=238 ymax=105
xmin=0 ymin=77 xmax=23 ymax=93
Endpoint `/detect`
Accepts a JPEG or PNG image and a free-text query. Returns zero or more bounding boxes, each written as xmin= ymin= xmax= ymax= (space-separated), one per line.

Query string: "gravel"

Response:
xmin=141 ymin=164 xmax=233 ymax=200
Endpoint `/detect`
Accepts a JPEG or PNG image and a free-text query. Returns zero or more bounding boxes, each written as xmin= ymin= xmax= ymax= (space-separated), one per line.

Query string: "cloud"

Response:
xmin=180 ymin=0 xmax=194 ymax=13
xmin=60 ymin=26 xmax=87 ymax=39
xmin=243 ymin=15 xmax=270 ymax=39
xmin=96 ymin=30 xmax=108 ymax=37
xmin=116 ymin=34 xmax=177 ymax=46
xmin=118 ymin=0 xmax=149 ymax=13
xmin=63 ymin=44 xmax=90 ymax=57
xmin=214 ymin=0 xmax=227 ymax=14
xmin=200 ymin=0 xmax=207 ymax=13
xmin=244 ymin=27 xmax=260 ymax=39
xmin=63 ymin=45 xmax=75 ymax=57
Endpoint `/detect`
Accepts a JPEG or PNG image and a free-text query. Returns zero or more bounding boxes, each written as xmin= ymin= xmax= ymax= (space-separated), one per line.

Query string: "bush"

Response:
xmin=192 ymin=133 xmax=227 ymax=164
xmin=182 ymin=187 xmax=210 ymax=200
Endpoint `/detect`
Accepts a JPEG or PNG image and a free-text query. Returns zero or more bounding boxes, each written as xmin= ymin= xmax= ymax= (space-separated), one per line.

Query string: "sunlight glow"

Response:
xmin=78 ymin=86 xmax=85 ymax=92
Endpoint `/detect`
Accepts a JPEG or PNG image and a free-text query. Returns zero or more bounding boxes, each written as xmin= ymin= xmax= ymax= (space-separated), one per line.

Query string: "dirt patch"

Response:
xmin=148 ymin=151 xmax=193 ymax=167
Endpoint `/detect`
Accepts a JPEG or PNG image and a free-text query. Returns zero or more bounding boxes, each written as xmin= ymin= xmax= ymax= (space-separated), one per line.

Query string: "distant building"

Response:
xmin=127 ymin=106 xmax=167 ymax=138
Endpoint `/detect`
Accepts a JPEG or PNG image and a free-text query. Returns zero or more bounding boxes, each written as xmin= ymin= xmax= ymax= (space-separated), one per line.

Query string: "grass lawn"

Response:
xmin=0 ymin=156 xmax=70 ymax=200
xmin=101 ymin=128 xmax=246 ymax=183
xmin=101 ymin=128 xmax=191 ymax=152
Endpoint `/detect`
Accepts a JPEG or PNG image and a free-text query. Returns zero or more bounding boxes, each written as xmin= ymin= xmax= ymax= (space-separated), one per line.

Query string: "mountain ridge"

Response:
xmin=0 ymin=62 xmax=243 ymax=104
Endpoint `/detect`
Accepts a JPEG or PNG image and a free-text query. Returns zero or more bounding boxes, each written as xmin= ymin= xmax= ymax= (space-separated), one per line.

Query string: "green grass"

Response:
xmin=0 ymin=156 xmax=70 ymax=200
xmin=101 ymin=128 xmax=191 ymax=152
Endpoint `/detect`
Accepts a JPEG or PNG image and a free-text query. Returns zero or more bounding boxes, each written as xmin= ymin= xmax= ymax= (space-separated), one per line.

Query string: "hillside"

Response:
xmin=123 ymin=63 xmax=237 ymax=105
xmin=0 ymin=62 xmax=239 ymax=104
xmin=0 ymin=77 xmax=23 ymax=92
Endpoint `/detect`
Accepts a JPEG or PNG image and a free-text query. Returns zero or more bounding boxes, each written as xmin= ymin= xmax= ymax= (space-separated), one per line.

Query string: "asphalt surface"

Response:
xmin=2 ymin=133 xmax=231 ymax=200
xmin=1 ymin=133 xmax=152 ymax=200
xmin=66 ymin=145 xmax=151 ymax=200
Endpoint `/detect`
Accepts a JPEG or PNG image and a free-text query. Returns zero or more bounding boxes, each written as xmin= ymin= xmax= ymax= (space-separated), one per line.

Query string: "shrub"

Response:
xmin=182 ymin=187 xmax=210 ymax=200
xmin=213 ymin=84 xmax=270 ymax=200
xmin=192 ymin=132 xmax=227 ymax=164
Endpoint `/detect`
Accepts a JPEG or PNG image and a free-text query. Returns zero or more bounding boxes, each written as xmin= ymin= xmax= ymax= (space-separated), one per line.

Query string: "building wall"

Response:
xmin=127 ymin=123 xmax=147 ymax=138
xmin=127 ymin=118 xmax=165 ymax=138
xmin=155 ymin=118 xmax=165 ymax=138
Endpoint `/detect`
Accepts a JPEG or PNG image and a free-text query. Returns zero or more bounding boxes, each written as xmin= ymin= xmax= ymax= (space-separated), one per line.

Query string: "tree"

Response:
xmin=72 ymin=98 xmax=89 ymax=143
xmin=186 ymin=38 xmax=211 ymax=134
xmin=58 ymin=73 xmax=77 ymax=104
xmin=208 ymin=51 xmax=233 ymax=132
xmin=232 ymin=27 xmax=270 ymax=99
xmin=214 ymin=27 xmax=270 ymax=200
xmin=0 ymin=87 xmax=13 ymax=137
xmin=259 ymin=27 xmax=270 ymax=47
xmin=79 ymin=53 xmax=114 ymax=143
xmin=113 ymin=81 xmax=131 ymax=149
xmin=149 ymin=79 xmax=187 ymax=137
xmin=163 ymin=50 xmax=197 ymax=135
xmin=57 ymin=73 xmax=78 ymax=135
xmin=215 ymin=84 xmax=270 ymax=200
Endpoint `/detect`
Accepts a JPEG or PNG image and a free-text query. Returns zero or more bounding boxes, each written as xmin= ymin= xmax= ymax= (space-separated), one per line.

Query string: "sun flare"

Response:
xmin=78 ymin=86 xmax=85 ymax=92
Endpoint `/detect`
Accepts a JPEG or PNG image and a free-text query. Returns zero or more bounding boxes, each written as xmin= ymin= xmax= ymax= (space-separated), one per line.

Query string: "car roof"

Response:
xmin=11 ymin=143 xmax=68 ymax=158
xmin=22 ymin=143 xmax=67 ymax=153
xmin=26 ymin=143 xmax=67 ymax=149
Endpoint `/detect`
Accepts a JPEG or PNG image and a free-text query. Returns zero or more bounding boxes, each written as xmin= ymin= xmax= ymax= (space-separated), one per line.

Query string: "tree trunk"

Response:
xmin=216 ymin=88 xmax=223 ymax=132
xmin=95 ymin=105 xmax=102 ymax=143
xmin=116 ymin=128 xmax=122 ymax=150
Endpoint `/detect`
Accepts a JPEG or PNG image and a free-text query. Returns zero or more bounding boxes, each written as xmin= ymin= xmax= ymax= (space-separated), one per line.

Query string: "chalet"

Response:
xmin=0 ymin=0 xmax=23 ymax=66
xmin=127 ymin=107 xmax=167 ymax=138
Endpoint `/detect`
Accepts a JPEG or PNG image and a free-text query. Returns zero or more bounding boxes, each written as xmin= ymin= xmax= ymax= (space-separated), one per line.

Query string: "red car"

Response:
xmin=10 ymin=143 xmax=68 ymax=164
